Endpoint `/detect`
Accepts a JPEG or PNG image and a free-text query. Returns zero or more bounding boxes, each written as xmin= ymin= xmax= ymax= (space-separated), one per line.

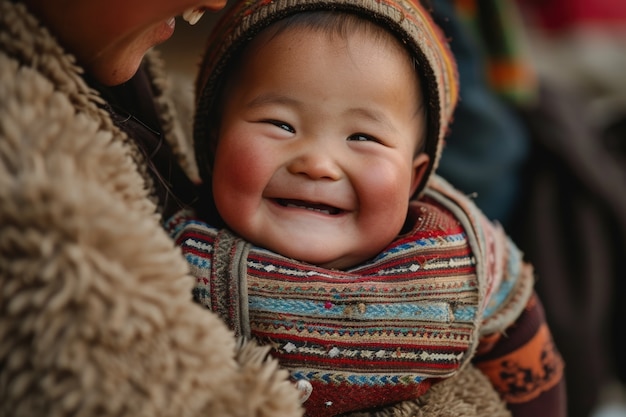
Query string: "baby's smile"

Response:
xmin=274 ymin=198 xmax=343 ymax=215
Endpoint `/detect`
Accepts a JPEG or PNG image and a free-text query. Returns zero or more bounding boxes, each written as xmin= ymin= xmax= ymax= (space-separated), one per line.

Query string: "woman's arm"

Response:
xmin=473 ymin=292 xmax=567 ymax=417
xmin=0 ymin=56 xmax=301 ymax=417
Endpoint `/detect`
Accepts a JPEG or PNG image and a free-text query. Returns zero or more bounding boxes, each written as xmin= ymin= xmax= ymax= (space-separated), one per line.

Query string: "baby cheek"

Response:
xmin=362 ymin=163 xmax=410 ymax=205
xmin=215 ymin=136 xmax=254 ymax=181
xmin=215 ymin=140 xmax=266 ymax=194
xmin=358 ymin=163 xmax=412 ymax=229
xmin=213 ymin=160 xmax=261 ymax=234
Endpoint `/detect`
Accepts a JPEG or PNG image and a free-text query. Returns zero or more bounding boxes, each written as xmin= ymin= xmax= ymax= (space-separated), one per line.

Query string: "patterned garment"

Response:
xmin=166 ymin=177 xmax=562 ymax=416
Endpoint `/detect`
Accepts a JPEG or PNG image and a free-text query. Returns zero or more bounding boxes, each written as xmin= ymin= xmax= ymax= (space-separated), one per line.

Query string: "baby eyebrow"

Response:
xmin=345 ymin=107 xmax=397 ymax=133
xmin=246 ymin=93 xmax=301 ymax=109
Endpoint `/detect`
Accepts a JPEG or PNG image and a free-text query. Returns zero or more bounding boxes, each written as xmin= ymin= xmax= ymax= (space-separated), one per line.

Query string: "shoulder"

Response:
xmin=417 ymin=176 xmax=535 ymax=335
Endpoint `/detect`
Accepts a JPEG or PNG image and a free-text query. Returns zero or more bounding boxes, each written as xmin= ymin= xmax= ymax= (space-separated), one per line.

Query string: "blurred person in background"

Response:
xmin=430 ymin=0 xmax=626 ymax=416
xmin=515 ymin=1 xmax=626 ymax=416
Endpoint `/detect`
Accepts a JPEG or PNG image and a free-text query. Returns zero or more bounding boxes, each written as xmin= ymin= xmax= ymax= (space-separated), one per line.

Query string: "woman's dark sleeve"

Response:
xmin=473 ymin=292 xmax=567 ymax=417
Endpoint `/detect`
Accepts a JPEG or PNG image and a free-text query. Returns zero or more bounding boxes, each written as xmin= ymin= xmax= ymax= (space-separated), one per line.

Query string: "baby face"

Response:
xmin=212 ymin=24 xmax=428 ymax=269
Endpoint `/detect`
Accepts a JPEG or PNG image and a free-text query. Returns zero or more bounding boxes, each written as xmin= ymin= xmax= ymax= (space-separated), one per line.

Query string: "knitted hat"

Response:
xmin=194 ymin=0 xmax=459 ymax=197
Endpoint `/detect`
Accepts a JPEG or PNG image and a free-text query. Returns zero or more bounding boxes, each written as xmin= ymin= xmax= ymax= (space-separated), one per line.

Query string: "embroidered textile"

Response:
xmin=167 ymin=177 xmax=534 ymax=415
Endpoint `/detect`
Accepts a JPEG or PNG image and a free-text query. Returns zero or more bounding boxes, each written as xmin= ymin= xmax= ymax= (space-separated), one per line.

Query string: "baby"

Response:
xmin=167 ymin=1 xmax=566 ymax=416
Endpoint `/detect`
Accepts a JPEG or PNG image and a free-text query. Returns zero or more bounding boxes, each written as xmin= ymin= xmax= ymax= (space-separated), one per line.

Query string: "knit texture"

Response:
xmin=346 ymin=363 xmax=510 ymax=417
xmin=194 ymin=0 xmax=459 ymax=198
xmin=167 ymin=176 xmax=534 ymax=416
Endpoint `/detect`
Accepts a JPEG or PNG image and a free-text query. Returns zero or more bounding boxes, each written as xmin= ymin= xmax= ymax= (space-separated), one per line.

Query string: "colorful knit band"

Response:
xmin=194 ymin=0 xmax=459 ymax=197
xmin=167 ymin=176 xmax=534 ymax=416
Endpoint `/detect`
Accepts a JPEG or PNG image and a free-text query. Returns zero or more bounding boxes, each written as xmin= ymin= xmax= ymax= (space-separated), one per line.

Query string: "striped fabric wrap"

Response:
xmin=167 ymin=176 xmax=534 ymax=416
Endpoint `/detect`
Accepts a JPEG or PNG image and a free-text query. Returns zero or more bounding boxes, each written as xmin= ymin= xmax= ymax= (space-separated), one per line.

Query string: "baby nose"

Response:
xmin=287 ymin=148 xmax=341 ymax=180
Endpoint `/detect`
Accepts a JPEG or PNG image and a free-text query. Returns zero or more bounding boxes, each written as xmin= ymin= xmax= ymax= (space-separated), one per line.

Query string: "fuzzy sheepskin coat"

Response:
xmin=0 ymin=2 xmax=303 ymax=416
xmin=0 ymin=2 xmax=512 ymax=416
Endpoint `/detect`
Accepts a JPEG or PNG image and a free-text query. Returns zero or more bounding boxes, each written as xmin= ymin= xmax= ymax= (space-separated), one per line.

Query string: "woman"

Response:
xmin=0 ymin=1 xmax=303 ymax=416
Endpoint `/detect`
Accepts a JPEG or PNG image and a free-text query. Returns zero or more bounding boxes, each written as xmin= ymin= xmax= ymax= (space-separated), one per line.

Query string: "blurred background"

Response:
xmin=157 ymin=2 xmax=626 ymax=416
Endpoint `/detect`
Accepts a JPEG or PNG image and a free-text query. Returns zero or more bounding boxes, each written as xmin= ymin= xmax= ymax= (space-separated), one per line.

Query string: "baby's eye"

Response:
xmin=264 ymin=120 xmax=295 ymax=133
xmin=347 ymin=133 xmax=380 ymax=143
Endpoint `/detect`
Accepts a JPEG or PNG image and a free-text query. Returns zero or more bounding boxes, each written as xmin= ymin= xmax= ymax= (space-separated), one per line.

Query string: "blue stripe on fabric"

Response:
xmin=249 ymin=296 xmax=453 ymax=322
xmin=185 ymin=253 xmax=212 ymax=269
xmin=373 ymin=233 xmax=467 ymax=261
xmin=482 ymin=237 xmax=522 ymax=319
xmin=452 ymin=305 xmax=476 ymax=321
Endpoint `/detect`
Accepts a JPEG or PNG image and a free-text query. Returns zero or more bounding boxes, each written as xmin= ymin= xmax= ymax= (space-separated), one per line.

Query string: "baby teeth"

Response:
xmin=286 ymin=203 xmax=331 ymax=215
xmin=182 ymin=8 xmax=205 ymax=25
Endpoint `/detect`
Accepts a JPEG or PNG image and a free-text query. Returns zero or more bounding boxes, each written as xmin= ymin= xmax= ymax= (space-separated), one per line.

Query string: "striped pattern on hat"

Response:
xmin=194 ymin=0 xmax=459 ymax=197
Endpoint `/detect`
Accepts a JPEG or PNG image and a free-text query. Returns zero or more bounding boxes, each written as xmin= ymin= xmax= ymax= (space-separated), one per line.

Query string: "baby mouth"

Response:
xmin=276 ymin=199 xmax=342 ymax=215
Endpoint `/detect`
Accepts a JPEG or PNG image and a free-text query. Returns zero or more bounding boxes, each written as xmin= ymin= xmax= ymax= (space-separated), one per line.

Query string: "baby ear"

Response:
xmin=409 ymin=153 xmax=430 ymax=197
